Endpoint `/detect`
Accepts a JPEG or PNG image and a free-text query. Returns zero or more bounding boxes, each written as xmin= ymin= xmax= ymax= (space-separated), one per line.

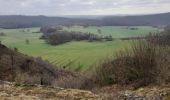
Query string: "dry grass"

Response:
xmin=56 ymin=73 xmax=95 ymax=90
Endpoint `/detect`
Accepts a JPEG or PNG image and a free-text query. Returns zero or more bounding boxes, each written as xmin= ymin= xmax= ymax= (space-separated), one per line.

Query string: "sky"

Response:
xmin=0 ymin=0 xmax=170 ymax=16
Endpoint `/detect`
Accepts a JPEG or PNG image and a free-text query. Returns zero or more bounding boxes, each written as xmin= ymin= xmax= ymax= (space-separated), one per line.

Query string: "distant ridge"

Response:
xmin=0 ymin=12 xmax=170 ymax=28
xmin=102 ymin=12 xmax=170 ymax=26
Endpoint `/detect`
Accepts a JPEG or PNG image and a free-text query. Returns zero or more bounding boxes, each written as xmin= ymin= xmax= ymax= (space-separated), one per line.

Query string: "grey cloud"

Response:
xmin=0 ymin=0 xmax=169 ymax=15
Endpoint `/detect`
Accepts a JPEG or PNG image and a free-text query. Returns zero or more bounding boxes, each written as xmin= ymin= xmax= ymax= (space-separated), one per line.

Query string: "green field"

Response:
xmin=64 ymin=26 xmax=160 ymax=38
xmin=0 ymin=26 xmax=160 ymax=71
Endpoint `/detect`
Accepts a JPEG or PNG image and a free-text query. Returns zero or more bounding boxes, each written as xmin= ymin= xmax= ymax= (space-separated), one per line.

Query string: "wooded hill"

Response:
xmin=0 ymin=12 xmax=170 ymax=28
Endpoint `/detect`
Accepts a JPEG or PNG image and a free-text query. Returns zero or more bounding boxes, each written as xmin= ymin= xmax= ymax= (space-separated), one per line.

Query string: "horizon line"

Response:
xmin=0 ymin=12 xmax=169 ymax=17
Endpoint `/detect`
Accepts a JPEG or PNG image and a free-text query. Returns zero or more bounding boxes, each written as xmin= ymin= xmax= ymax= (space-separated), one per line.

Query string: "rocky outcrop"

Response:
xmin=0 ymin=80 xmax=101 ymax=100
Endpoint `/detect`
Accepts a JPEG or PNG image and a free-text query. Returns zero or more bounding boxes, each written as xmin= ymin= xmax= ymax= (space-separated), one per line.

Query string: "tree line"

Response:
xmin=40 ymin=26 xmax=113 ymax=45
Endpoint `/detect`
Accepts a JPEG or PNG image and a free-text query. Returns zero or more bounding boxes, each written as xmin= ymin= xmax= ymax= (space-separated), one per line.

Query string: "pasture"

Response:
xmin=63 ymin=26 xmax=160 ymax=38
xmin=0 ymin=26 xmax=160 ymax=71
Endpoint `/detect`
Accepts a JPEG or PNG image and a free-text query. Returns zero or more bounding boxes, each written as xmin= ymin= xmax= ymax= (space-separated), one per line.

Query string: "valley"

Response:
xmin=0 ymin=26 xmax=160 ymax=71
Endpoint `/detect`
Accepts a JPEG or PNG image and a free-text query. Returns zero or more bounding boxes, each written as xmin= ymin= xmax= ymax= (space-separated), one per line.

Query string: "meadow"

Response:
xmin=63 ymin=26 xmax=160 ymax=38
xmin=0 ymin=26 xmax=160 ymax=71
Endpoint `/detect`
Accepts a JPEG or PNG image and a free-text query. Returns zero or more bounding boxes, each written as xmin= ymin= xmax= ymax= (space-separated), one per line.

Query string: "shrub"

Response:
xmin=93 ymin=41 xmax=170 ymax=87
xmin=147 ymin=29 xmax=170 ymax=45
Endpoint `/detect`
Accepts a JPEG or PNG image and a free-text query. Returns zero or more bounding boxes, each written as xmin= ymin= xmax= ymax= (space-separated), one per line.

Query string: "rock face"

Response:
xmin=0 ymin=80 xmax=101 ymax=100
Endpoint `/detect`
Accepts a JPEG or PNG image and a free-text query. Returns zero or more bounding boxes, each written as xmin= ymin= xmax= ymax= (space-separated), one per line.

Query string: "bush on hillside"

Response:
xmin=147 ymin=28 xmax=170 ymax=45
xmin=93 ymin=40 xmax=170 ymax=88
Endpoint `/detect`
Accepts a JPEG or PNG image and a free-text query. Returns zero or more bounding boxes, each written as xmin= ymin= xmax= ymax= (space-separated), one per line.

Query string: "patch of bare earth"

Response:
xmin=0 ymin=81 xmax=102 ymax=100
xmin=94 ymin=84 xmax=170 ymax=100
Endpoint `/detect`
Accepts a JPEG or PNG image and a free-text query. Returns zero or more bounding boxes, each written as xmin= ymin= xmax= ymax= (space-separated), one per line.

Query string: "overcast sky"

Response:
xmin=0 ymin=0 xmax=170 ymax=16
